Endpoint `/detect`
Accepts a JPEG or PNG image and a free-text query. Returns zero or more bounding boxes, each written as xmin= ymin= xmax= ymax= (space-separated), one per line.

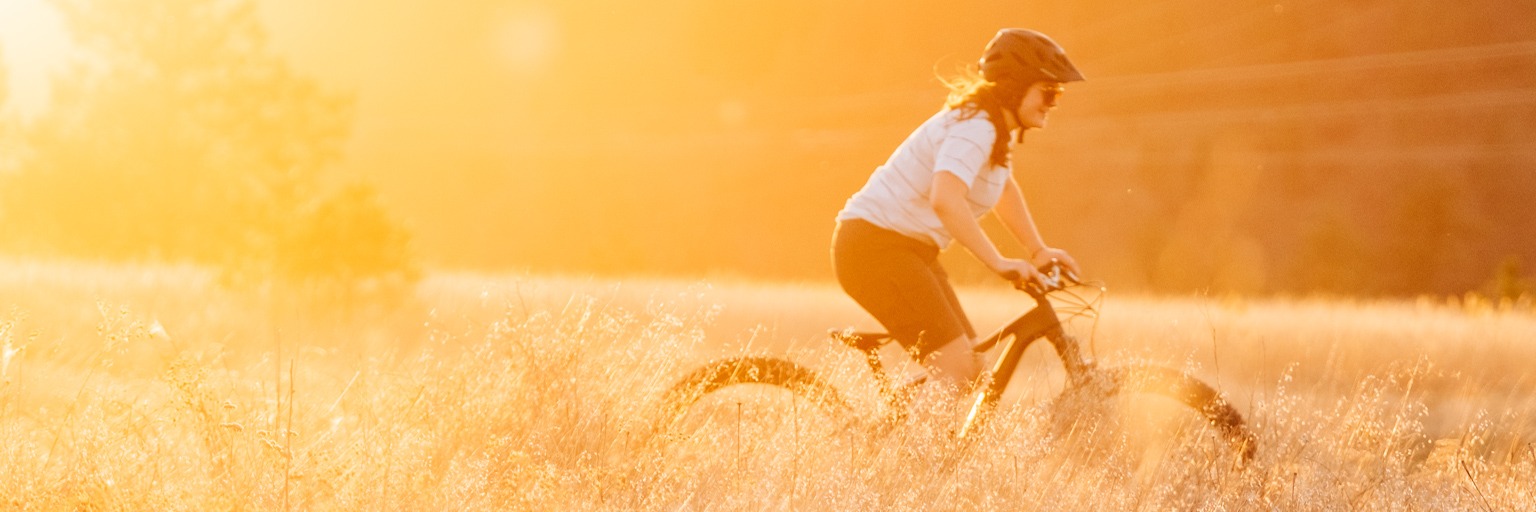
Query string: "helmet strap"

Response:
xmin=999 ymin=77 xmax=1040 ymax=143
xmin=1002 ymin=96 xmax=1025 ymax=143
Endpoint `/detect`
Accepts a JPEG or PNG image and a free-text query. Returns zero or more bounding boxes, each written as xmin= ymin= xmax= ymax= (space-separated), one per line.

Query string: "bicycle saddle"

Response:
xmin=828 ymin=329 xmax=894 ymax=353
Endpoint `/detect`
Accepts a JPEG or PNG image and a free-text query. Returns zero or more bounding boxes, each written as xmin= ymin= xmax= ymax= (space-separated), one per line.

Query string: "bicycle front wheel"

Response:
xmin=1049 ymin=364 xmax=1255 ymax=464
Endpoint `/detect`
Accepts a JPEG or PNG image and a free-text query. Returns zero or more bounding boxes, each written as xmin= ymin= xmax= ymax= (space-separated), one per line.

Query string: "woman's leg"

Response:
xmin=920 ymin=258 xmax=982 ymax=392
xmin=924 ymin=334 xmax=983 ymax=392
xmin=833 ymin=220 xmax=980 ymax=394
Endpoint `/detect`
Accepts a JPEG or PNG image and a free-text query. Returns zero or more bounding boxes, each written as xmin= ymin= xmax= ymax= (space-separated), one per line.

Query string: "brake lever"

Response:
xmin=1038 ymin=259 xmax=1085 ymax=291
xmin=1037 ymin=259 xmax=1065 ymax=290
xmin=1038 ymin=269 xmax=1062 ymax=290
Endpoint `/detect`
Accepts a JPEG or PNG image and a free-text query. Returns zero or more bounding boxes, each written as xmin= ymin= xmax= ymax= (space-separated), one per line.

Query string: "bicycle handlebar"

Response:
xmin=1001 ymin=259 xmax=1080 ymax=295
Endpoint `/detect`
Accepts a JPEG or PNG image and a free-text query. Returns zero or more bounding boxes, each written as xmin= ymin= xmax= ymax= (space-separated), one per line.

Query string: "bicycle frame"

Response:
xmin=959 ymin=288 xmax=1093 ymax=438
xmin=836 ymin=283 xmax=1096 ymax=439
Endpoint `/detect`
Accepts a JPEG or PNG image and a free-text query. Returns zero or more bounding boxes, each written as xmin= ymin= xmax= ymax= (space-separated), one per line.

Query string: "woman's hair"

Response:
xmin=943 ymin=70 xmax=1026 ymax=169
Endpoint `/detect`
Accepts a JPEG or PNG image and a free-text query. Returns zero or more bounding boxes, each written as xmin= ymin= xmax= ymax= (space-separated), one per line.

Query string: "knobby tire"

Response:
xmin=1051 ymin=364 xmax=1256 ymax=461
xmin=656 ymin=356 xmax=852 ymax=431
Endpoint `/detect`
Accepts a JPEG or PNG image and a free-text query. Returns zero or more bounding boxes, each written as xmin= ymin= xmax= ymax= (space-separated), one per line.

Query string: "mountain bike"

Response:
xmin=654 ymin=262 xmax=1256 ymax=463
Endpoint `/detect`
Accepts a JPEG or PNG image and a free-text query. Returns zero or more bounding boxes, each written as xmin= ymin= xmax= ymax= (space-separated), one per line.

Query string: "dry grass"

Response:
xmin=2 ymin=259 xmax=1534 ymax=510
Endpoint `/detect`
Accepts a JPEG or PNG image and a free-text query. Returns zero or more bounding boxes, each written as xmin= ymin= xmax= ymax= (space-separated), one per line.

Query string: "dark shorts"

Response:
xmin=831 ymin=219 xmax=976 ymax=358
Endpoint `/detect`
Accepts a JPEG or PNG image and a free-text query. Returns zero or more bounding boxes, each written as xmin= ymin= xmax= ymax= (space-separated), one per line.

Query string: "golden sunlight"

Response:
xmin=0 ymin=1 xmax=1533 ymax=508
xmin=493 ymin=5 xmax=561 ymax=78
xmin=0 ymin=0 xmax=69 ymax=117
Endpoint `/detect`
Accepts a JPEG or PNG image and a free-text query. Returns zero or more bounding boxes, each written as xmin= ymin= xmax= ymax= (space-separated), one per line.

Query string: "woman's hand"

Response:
xmin=1030 ymin=247 xmax=1081 ymax=277
xmin=991 ymin=257 xmax=1044 ymax=287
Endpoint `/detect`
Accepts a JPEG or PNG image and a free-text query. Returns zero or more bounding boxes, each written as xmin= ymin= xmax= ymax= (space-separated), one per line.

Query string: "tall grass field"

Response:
xmin=2 ymin=259 xmax=1533 ymax=510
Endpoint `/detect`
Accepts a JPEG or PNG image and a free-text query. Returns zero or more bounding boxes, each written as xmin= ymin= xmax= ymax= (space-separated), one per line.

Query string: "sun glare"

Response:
xmin=0 ymin=0 xmax=70 ymax=118
xmin=493 ymin=6 xmax=561 ymax=78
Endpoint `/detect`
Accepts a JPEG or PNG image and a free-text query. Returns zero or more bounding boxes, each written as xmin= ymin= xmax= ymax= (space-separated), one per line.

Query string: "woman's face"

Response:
xmin=1015 ymin=81 xmax=1065 ymax=130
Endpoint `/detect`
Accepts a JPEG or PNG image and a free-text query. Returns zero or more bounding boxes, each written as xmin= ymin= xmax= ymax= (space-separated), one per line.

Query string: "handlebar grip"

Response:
xmin=1003 ymin=260 xmax=1081 ymax=293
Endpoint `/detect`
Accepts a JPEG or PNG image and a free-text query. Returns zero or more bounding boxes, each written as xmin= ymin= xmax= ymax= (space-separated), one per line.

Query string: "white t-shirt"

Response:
xmin=837 ymin=108 xmax=1012 ymax=248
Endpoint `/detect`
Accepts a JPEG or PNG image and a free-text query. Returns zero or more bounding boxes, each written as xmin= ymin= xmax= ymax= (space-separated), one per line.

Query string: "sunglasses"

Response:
xmin=1040 ymin=83 xmax=1065 ymax=107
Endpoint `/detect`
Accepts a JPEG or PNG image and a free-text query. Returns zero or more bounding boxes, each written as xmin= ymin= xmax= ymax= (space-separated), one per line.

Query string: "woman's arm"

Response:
xmin=930 ymin=172 xmax=1039 ymax=282
xmin=994 ymin=176 xmax=1080 ymax=275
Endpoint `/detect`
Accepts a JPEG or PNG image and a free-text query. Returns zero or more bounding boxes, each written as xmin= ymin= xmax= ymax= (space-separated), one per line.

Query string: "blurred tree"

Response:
xmin=1143 ymin=133 xmax=1269 ymax=293
xmin=1484 ymin=256 xmax=1530 ymax=301
xmin=275 ymin=182 xmax=418 ymax=305
xmin=1289 ymin=211 xmax=1372 ymax=294
xmin=0 ymin=0 xmax=417 ymax=297
xmin=1382 ymin=172 xmax=1483 ymax=295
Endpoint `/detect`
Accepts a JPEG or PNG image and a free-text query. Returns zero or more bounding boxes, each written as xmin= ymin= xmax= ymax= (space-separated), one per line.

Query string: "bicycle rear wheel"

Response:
xmin=656 ymin=356 xmax=853 ymax=427
xmin=644 ymin=356 xmax=856 ymax=501
xmin=1049 ymin=364 xmax=1255 ymax=464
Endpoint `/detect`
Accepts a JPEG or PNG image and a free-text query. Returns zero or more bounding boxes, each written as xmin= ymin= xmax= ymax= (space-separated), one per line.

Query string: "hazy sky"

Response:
xmin=0 ymin=0 xmax=71 ymax=118
xmin=2 ymin=0 xmax=1530 ymax=292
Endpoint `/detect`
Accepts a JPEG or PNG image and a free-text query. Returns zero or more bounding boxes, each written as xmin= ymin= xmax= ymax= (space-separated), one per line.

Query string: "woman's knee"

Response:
xmin=924 ymin=335 xmax=982 ymax=388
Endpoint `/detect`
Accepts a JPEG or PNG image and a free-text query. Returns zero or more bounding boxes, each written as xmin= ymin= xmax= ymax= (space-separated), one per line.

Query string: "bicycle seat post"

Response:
xmin=830 ymin=330 xmax=897 ymax=403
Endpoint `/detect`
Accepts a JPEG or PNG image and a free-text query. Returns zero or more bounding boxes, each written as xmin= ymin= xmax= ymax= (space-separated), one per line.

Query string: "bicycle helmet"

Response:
xmin=979 ymin=29 xmax=1085 ymax=86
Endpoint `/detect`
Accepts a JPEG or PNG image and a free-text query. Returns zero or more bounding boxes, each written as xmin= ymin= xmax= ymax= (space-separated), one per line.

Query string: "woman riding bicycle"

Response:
xmin=833 ymin=29 xmax=1086 ymax=393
